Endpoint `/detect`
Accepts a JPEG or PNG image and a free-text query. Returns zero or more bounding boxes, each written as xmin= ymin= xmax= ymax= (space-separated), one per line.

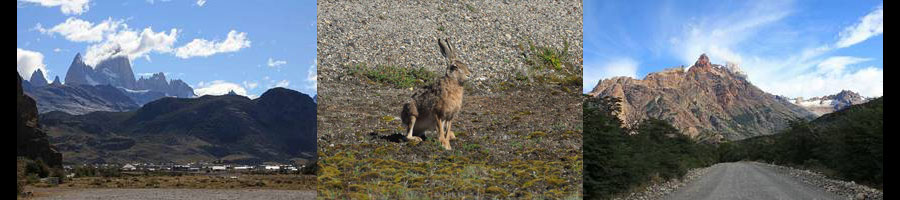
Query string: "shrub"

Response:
xmin=24 ymin=159 xmax=50 ymax=178
xmin=721 ymin=97 xmax=883 ymax=189
xmin=583 ymin=96 xmax=717 ymax=199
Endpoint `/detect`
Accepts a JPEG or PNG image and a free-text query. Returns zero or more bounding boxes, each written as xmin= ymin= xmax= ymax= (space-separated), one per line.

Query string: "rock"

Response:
xmin=63 ymin=53 xmax=92 ymax=86
xmin=24 ymin=83 xmax=140 ymax=115
xmin=589 ymin=54 xmax=815 ymax=140
xmin=51 ymin=76 xmax=62 ymax=86
xmin=789 ymin=90 xmax=870 ymax=116
xmin=29 ymin=69 xmax=49 ymax=87
xmin=135 ymin=72 xmax=196 ymax=98
xmin=17 ymin=72 xmax=62 ymax=167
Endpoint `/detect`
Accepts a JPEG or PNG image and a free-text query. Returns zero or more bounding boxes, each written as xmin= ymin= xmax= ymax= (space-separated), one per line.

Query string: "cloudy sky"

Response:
xmin=17 ymin=0 xmax=317 ymax=98
xmin=583 ymin=0 xmax=883 ymax=98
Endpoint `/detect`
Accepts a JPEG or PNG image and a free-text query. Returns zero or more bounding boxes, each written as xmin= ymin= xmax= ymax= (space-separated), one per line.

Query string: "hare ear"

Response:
xmin=438 ymin=38 xmax=456 ymax=61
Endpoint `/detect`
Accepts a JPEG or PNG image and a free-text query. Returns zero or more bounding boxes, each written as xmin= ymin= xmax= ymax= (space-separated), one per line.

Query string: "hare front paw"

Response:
xmin=406 ymin=136 xmax=423 ymax=142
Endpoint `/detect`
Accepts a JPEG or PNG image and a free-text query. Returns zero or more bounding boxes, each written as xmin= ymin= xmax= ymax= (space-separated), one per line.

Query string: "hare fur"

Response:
xmin=401 ymin=38 xmax=471 ymax=150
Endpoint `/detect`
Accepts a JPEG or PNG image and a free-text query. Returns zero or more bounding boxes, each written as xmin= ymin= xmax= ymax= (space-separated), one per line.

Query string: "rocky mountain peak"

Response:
xmin=94 ymin=56 xmax=137 ymax=89
xmin=51 ymin=76 xmax=62 ymax=86
xmin=150 ymin=72 xmax=166 ymax=81
xmin=64 ymin=53 xmax=93 ymax=86
xmin=30 ymin=69 xmax=49 ymax=87
xmin=790 ymin=90 xmax=869 ymax=116
xmin=694 ymin=54 xmax=712 ymax=69
xmin=833 ymin=90 xmax=864 ymax=103
xmin=589 ymin=55 xmax=815 ymax=140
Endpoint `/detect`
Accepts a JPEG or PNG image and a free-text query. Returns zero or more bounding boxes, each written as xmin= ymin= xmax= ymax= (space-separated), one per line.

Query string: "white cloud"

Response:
xmin=267 ymin=58 xmax=287 ymax=68
xmin=816 ymin=56 xmax=871 ymax=76
xmin=194 ymin=80 xmax=248 ymax=96
xmin=274 ymin=80 xmax=290 ymax=88
xmin=756 ymin=64 xmax=883 ymax=98
xmin=38 ymin=17 xmax=122 ymax=43
xmin=243 ymin=80 xmax=258 ymax=89
xmin=83 ymin=27 xmax=179 ymax=66
xmin=305 ymin=60 xmax=318 ymax=93
xmin=174 ymin=30 xmax=251 ymax=59
xmin=19 ymin=0 xmax=90 ymax=15
xmin=600 ymin=58 xmax=639 ymax=79
xmin=583 ymin=57 xmax=638 ymax=93
xmin=836 ymin=5 xmax=883 ymax=48
xmin=666 ymin=2 xmax=790 ymax=66
xmin=655 ymin=2 xmax=883 ymax=98
xmin=38 ymin=17 xmax=179 ymax=66
xmin=196 ymin=0 xmax=206 ymax=7
xmin=17 ymin=48 xmax=48 ymax=80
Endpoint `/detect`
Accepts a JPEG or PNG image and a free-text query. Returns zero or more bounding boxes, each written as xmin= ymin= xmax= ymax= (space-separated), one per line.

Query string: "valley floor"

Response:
xmin=23 ymin=187 xmax=315 ymax=200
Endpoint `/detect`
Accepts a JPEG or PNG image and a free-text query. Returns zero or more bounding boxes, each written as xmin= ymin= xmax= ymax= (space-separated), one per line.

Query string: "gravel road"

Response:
xmin=665 ymin=162 xmax=842 ymax=200
xmin=29 ymin=188 xmax=315 ymax=200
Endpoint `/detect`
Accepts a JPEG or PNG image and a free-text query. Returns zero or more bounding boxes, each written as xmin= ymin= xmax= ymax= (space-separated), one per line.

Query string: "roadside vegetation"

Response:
xmin=583 ymin=96 xmax=716 ymax=199
xmin=720 ymin=97 xmax=883 ymax=189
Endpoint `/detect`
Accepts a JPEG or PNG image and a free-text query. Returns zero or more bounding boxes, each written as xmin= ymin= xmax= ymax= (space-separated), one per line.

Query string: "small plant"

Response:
xmin=516 ymin=40 xmax=581 ymax=89
xmin=348 ymin=63 xmax=437 ymax=89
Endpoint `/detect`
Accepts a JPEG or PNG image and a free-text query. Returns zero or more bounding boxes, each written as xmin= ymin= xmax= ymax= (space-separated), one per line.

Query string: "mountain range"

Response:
xmin=784 ymin=90 xmax=871 ymax=116
xmin=40 ymin=87 xmax=318 ymax=165
xmin=589 ymin=54 xmax=815 ymax=141
xmin=22 ymin=54 xmax=195 ymax=115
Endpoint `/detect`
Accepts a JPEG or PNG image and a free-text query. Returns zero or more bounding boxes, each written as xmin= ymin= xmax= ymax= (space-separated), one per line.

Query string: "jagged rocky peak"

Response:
xmin=694 ymin=54 xmax=712 ymax=68
xmin=51 ymin=76 xmax=62 ymax=86
xmin=63 ymin=54 xmax=136 ymax=88
xmin=833 ymin=90 xmax=865 ymax=103
xmin=63 ymin=53 xmax=195 ymax=99
xmin=589 ymin=54 xmax=814 ymax=141
xmin=790 ymin=90 xmax=870 ymax=116
xmin=135 ymin=72 xmax=196 ymax=98
xmin=64 ymin=53 xmax=91 ymax=86
xmin=94 ymin=56 xmax=137 ymax=88
xmin=30 ymin=69 xmax=49 ymax=87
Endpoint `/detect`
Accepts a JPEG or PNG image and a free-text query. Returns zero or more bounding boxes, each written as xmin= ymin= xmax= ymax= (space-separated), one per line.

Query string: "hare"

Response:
xmin=400 ymin=38 xmax=471 ymax=150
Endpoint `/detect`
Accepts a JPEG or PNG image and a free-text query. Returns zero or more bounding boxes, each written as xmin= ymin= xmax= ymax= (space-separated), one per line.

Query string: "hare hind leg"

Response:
xmin=436 ymin=116 xmax=452 ymax=150
xmin=405 ymin=116 xmax=422 ymax=142
xmin=446 ymin=120 xmax=456 ymax=140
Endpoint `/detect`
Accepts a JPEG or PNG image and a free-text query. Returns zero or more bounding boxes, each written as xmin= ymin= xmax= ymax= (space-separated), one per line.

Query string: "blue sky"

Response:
xmin=584 ymin=0 xmax=883 ymax=98
xmin=17 ymin=0 xmax=317 ymax=98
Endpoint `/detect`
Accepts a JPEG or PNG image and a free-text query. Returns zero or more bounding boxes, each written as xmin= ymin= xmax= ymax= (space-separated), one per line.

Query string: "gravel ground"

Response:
xmin=664 ymin=162 xmax=842 ymax=200
xmin=613 ymin=164 xmax=713 ymax=200
xmin=619 ymin=162 xmax=883 ymax=200
xmin=759 ymin=162 xmax=883 ymax=200
xmin=27 ymin=188 xmax=315 ymax=200
xmin=317 ymin=0 xmax=583 ymax=88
